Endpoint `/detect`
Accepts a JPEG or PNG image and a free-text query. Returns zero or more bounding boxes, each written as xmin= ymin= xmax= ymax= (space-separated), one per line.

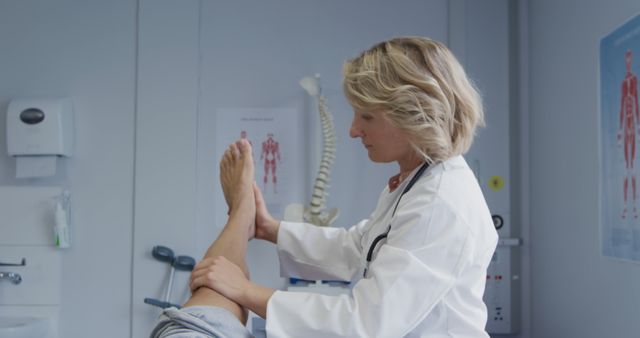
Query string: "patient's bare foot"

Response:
xmin=220 ymin=145 xmax=237 ymax=209
xmin=220 ymin=139 xmax=256 ymax=234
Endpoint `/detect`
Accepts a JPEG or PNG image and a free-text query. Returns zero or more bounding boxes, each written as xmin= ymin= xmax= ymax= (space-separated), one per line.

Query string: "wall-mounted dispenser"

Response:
xmin=6 ymin=98 xmax=74 ymax=178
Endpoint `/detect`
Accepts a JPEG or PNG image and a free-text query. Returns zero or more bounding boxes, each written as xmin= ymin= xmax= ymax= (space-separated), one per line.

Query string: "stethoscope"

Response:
xmin=364 ymin=162 xmax=430 ymax=277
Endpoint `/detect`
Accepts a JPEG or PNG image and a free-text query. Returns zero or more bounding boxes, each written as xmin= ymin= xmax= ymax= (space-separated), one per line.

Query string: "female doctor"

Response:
xmin=190 ymin=36 xmax=499 ymax=337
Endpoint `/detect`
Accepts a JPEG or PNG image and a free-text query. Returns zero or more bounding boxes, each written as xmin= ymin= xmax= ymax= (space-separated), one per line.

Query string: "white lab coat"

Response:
xmin=265 ymin=156 xmax=498 ymax=338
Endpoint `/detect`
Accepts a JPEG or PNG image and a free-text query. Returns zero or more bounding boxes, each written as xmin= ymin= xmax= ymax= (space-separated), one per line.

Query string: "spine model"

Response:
xmin=300 ymin=75 xmax=339 ymax=227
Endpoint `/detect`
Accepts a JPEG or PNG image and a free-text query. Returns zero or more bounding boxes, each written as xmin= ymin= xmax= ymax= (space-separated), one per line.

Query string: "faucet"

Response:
xmin=0 ymin=272 xmax=22 ymax=285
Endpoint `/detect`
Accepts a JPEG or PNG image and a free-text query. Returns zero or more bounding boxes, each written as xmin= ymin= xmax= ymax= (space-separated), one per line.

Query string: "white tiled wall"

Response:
xmin=0 ymin=186 xmax=62 ymax=337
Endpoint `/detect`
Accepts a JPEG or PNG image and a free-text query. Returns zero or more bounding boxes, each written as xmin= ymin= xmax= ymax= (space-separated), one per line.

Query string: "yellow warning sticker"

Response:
xmin=488 ymin=176 xmax=505 ymax=192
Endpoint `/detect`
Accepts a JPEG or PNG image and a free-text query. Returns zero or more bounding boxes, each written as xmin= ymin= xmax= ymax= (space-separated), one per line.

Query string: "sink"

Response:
xmin=0 ymin=317 xmax=49 ymax=338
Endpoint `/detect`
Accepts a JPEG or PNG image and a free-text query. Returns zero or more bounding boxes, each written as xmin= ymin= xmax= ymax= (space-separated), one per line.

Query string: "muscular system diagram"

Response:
xmin=618 ymin=50 xmax=640 ymax=219
xmin=261 ymin=133 xmax=281 ymax=193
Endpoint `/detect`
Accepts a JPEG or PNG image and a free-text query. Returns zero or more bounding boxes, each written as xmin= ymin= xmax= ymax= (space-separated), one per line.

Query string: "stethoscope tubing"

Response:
xmin=364 ymin=162 xmax=430 ymax=277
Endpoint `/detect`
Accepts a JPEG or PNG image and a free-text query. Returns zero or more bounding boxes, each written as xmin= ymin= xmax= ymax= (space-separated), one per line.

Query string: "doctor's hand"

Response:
xmin=253 ymin=182 xmax=280 ymax=244
xmin=190 ymin=256 xmax=249 ymax=303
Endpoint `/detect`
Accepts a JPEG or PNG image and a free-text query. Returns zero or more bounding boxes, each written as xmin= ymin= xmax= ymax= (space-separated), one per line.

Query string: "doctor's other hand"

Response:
xmin=253 ymin=182 xmax=280 ymax=244
xmin=190 ymin=256 xmax=249 ymax=302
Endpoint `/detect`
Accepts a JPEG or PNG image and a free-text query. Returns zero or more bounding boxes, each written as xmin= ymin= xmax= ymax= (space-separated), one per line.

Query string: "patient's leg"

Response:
xmin=183 ymin=139 xmax=255 ymax=324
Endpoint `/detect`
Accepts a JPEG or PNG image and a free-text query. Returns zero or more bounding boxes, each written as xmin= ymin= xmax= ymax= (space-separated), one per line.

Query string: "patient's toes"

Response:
xmin=236 ymin=140 xmax=254 ymax=177
xmin=238 ymin=139 xmax=252 ymax=159
xmin=229 ymin=143 xmax=240 ymax=160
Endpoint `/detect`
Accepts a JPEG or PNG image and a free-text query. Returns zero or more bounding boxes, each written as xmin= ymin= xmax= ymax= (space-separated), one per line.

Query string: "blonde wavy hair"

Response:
xmin=343 ymin=36 xmax=484 ymax=164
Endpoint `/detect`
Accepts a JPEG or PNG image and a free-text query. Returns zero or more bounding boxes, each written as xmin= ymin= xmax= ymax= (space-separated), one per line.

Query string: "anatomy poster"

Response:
xmin=600 ymin=14 xmax=640 ymax=263
xmin=215 ymin=108 xmax=306 ymax=220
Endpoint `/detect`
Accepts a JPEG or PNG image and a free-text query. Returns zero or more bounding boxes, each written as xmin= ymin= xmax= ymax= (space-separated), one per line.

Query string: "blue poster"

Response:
xmin=600 ymin=14 xmax=640 ymax=262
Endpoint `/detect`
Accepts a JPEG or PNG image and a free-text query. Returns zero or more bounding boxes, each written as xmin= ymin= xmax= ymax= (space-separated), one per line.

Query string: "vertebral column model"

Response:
xmin=304 ymin=95 xmax=339 ymax=226
xmin=261 ymin=133 xmax=280 ymax=193
xmin=299 ymin=75 xmax=339 ymax=227
xmin=619 ymin=50 xmax=640 ymax=219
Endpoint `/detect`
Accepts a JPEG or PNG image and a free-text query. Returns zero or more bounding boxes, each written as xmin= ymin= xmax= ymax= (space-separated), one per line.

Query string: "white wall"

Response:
xmin=0 ymin=1 xmax=136 ymax=337
xmin=132 ymin=0 xmax=201 ymax=335
xmin=529 ymin=1 xmax=640 ymax=337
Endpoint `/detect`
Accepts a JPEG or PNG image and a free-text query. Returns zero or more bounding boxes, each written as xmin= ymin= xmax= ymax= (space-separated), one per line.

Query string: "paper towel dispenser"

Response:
xmin=7 ymin=98 xmax=74 ymax=157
